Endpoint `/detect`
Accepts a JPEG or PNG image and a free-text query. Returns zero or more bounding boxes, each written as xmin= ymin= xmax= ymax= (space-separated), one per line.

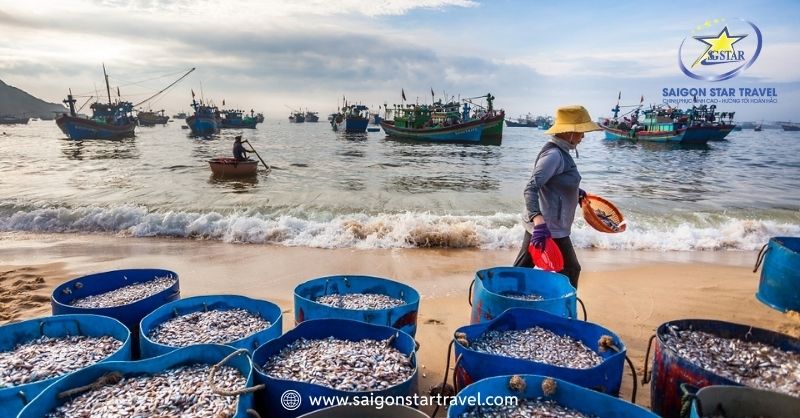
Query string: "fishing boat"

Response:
xmin=754 ymin=124 xmax=763 ymax=132
xmin=186 ymin=96 xmax=221 ymax=136
xmin=137 ymin=109 xmax=169 ymax=126
xmin=254 ymin=113 xmax=265 ymax=123
xmin=679 ymin=105 xmax=736 ymax=141
xmin=370 ymin=112 xmax=382 ymax=125
xmin=289 ymin=112 xmax=305 ymax=123
xmin=505 ymin=114 xmax=537 ymax=127
xmin=305 ymin=111 xmax=319 ymax=122
xmin=208 ymin=157 xmax=258 ymax=176
xmin=0 ymin=115 xmax=30 ymax=124
xmin=172 ymin=112 xmax=187 ymax=119
xmin=220 ymin=109 xmax=260 ymax=129
xmin=536 ymin=116 xmax=553 ymax=130
xmin=600 ymin=105 xmax=688 ymax=143
xmin=380 ymin=93 xmax=503 ymax=144
xmin=331 ymin=104 xmax=369 ymax=133
xmin=464 ymin=93 xmax=504 ymax=142
xmin=57 ymin=65 xmax=194 ymax=140
xmin=781 ymin=122 xmax=800 ymax=131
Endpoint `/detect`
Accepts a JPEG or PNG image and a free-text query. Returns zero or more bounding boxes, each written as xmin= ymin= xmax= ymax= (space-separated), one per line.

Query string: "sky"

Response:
xmin=1 ymin=0 xmax=799 ymax=120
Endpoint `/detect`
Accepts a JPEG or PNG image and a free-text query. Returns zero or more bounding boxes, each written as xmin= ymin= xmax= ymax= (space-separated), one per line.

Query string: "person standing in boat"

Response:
xmin=232 ymin=135 xmax=254 ymax=161
xmin=513 ymin=105 xmax=601 ymax=289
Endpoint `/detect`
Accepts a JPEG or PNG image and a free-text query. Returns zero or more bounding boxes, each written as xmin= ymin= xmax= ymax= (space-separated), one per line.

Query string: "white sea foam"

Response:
xmin=1 ymin=205 xmax=798 ymax=251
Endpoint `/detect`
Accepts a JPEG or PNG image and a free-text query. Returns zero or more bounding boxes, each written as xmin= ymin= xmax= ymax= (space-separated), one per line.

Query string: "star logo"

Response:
xmin=692 ymin=26 xmax=747 ymax=68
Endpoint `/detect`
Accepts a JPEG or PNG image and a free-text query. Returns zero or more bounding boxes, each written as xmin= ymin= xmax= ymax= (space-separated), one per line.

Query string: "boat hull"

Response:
xmin=684 ymin=125 xmax=734 ymax=142
xmin=505 ymin=120 xmax=537 ymax=127
xmin=782 ymin=124 xmax=800 ymax=131
xmin=137 ymin=115 xmax=169 ymax=126
xmin=601 ymin=125 xmax=688 ymax=143
xmin=208 ymin=158 xmax=258 ymax=176
xmin=186 ymin=115 xmax=220 ymax=135
xmin=480 ymin=113 xmax=504 ymax=143
xmin=0 ymin=117 xmax=30 ymax=125
xmin=56 ymin=115 xmax=135 ymax=140
xmin=344 ymin=117 xmax=368 ymax=133
xmin=380 ymin=119 xmax=485 ymax=143
xmin=220 ymin=119 xmax=258 ymax=129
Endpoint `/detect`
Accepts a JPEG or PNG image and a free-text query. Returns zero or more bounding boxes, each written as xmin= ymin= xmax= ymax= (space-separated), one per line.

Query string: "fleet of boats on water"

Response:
xmin=13 ymin=65 xmax=785 ymax=144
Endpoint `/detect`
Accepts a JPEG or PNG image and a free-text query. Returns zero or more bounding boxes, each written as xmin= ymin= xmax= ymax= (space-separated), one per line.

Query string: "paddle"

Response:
xmin=243 ymin=140 xmax=271 ymax=172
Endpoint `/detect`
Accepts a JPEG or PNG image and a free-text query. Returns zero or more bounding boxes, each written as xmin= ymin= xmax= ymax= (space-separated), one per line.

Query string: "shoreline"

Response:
xmin=2 ymin=231 xmax=798 ymax=410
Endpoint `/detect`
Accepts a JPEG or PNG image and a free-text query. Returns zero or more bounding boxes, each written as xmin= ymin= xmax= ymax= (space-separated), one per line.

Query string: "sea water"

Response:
xmin=0 ymin=120 xmax=797 ymax=251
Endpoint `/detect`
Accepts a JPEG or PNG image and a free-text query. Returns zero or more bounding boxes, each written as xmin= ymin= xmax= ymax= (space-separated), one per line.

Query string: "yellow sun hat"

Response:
xmin=545 ymin=105 xmax=601 ymax=134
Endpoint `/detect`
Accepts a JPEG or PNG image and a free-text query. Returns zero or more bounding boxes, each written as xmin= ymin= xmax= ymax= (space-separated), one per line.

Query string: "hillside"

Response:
xmin=0 ymin=79 xmax=65 ymax=120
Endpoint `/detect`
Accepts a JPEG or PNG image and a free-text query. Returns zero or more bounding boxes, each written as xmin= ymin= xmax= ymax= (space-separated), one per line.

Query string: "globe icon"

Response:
xmin=281 ymin=390 xmax=302 ymax=411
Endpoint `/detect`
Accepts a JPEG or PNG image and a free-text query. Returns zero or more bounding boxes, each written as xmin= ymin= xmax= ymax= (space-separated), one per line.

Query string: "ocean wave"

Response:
xmin=0 ymin=204 xmax=798 ymax=251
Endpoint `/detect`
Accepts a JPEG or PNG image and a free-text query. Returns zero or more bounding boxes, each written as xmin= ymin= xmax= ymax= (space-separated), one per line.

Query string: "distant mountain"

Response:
xmin=0 ymin=79 xmax=65 ymax=120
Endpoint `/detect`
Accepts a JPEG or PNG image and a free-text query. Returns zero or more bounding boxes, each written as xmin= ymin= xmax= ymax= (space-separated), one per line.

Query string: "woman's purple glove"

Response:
xmin=531 ymin=223 xmax=552 ymax=249
xmin=578 ymin=188 xmax=587 ymax=207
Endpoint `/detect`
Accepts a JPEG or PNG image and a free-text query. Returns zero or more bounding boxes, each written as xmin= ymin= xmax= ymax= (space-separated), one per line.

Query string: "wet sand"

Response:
xmin=1 ymin=231 xmax=798 ymax=410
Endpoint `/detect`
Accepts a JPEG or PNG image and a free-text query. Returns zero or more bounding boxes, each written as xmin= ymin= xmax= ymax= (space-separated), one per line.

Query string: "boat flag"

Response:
xmin=223 ymin=99 xmax=225 ymax=106
xmin=401 ymin=89 xmax=406 ymax=101
xmin=640 ymin=95 xmax=644 ymax=103
xmin=116 ymin=87 xmax=120 ymax=98
xmin=191 ymin=89 xmax=195 ymax=98
xmin=431 ymin=87 xmax=435 ymax=101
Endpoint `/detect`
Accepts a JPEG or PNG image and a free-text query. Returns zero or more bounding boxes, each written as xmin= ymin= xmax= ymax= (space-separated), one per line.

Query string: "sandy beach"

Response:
xmin=2 ymin=231 xmax=798 ymax=411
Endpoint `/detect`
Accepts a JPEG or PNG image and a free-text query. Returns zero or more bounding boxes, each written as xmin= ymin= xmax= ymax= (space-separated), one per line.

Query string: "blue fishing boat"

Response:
xmin=600 ymin=104 xmax=690 ymax=143
xmin=56 ymin=66 xmax=136 ymax=140
xmin=57 ymin=66 xmax=194 ymax=140
xmin=187 ymin=97 xmax=221 ymax=135
xmin=332 ymin=104 xmax=369 ymax=133
xmin=679 ymin=105 xmax=736 ymax=141
xmin=220 ymin=109 xmax=260 ymax=129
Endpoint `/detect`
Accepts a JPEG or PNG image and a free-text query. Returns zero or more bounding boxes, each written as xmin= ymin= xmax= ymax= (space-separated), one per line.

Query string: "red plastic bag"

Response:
xmin=528 ymin=237 xmax=564 ymax=272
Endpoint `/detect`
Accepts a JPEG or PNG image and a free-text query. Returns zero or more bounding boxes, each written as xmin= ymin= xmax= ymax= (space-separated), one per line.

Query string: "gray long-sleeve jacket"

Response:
xmin=522 ymin=138 xmax=582 ymax=238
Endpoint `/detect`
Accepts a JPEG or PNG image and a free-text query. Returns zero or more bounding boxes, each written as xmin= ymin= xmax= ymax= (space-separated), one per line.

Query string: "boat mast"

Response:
xmin=103 ymin=63 xmax=112 ymax=105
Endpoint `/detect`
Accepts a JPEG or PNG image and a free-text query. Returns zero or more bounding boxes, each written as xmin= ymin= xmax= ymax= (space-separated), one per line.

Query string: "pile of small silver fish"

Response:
xmin=501 ymin=292 xmax=545 ymax=301
xmin=0 ymin=335 xmax=122 ymax=388
xmin=458 ymin=399 xmax=596 ymax=417
xmin=471 ymin=327 xmax=603 ymax=369
xmin=44 ymin=364 xmax=245 ymax=417
xmin=662 ymin=327 xmax=800 ymax=396
xmin=594 ymin=209 xmax=620 ymax=232
xmin=148 ymin=308 xmax=271 ymax=347
xmin=263 ymin=336 xmax=414 ymax=391
xmin=316 ymin=293 xmax=405 ymax=310
xmin=70 ymin=276 xmax=177 ymax=308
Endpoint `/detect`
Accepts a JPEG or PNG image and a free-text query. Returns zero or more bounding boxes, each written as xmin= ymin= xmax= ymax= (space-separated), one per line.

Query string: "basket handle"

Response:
xmin=753 ymin=243 xmax=769 ymax=273
xmin=641 ymin=334 xmax=656 ymax=385
xmin=467 ymin=279 xmax=475 ymax=307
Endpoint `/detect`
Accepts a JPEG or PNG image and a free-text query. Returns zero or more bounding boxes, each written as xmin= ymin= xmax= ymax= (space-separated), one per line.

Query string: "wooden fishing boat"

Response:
xmin=187 ymin=99 xmax=221 ymax=136
xmin=137 ymin=109 xmax=169 ymax=126
xmin=380 ymin=117 xmax=485 ymax=143
xmin=602 ymin=104 xmax=691 ymax=143
xmin=781 ymin=122 xmax=800 ymax=131
xmin=220 ymin=109 xmax=259 ymax=129
xmin=331 ymin=104 xmax=369 ymax=133
xmin=600 ymin=122 xmax=687 ymax=142
xmin=57 ymin=66 xmax=193 ymax=140
xmin=305 ymin=111 xmax=319 ymax=122
xmin=208 ymin=157 xmax=258 ymax=176
xmin=0 ymin=116 xmax=30 ymax=125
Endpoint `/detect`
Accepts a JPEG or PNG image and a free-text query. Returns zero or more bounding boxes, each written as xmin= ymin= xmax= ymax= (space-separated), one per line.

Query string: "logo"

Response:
xmin=679 ymin=18 xmax=762 ymax=81
xmin=280 ymin=390 xmax=302 ymax=411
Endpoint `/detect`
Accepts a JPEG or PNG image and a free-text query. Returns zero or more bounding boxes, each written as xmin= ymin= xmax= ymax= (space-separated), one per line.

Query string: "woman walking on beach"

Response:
xmin=513 ymin=105 xmax=601 ymax=289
